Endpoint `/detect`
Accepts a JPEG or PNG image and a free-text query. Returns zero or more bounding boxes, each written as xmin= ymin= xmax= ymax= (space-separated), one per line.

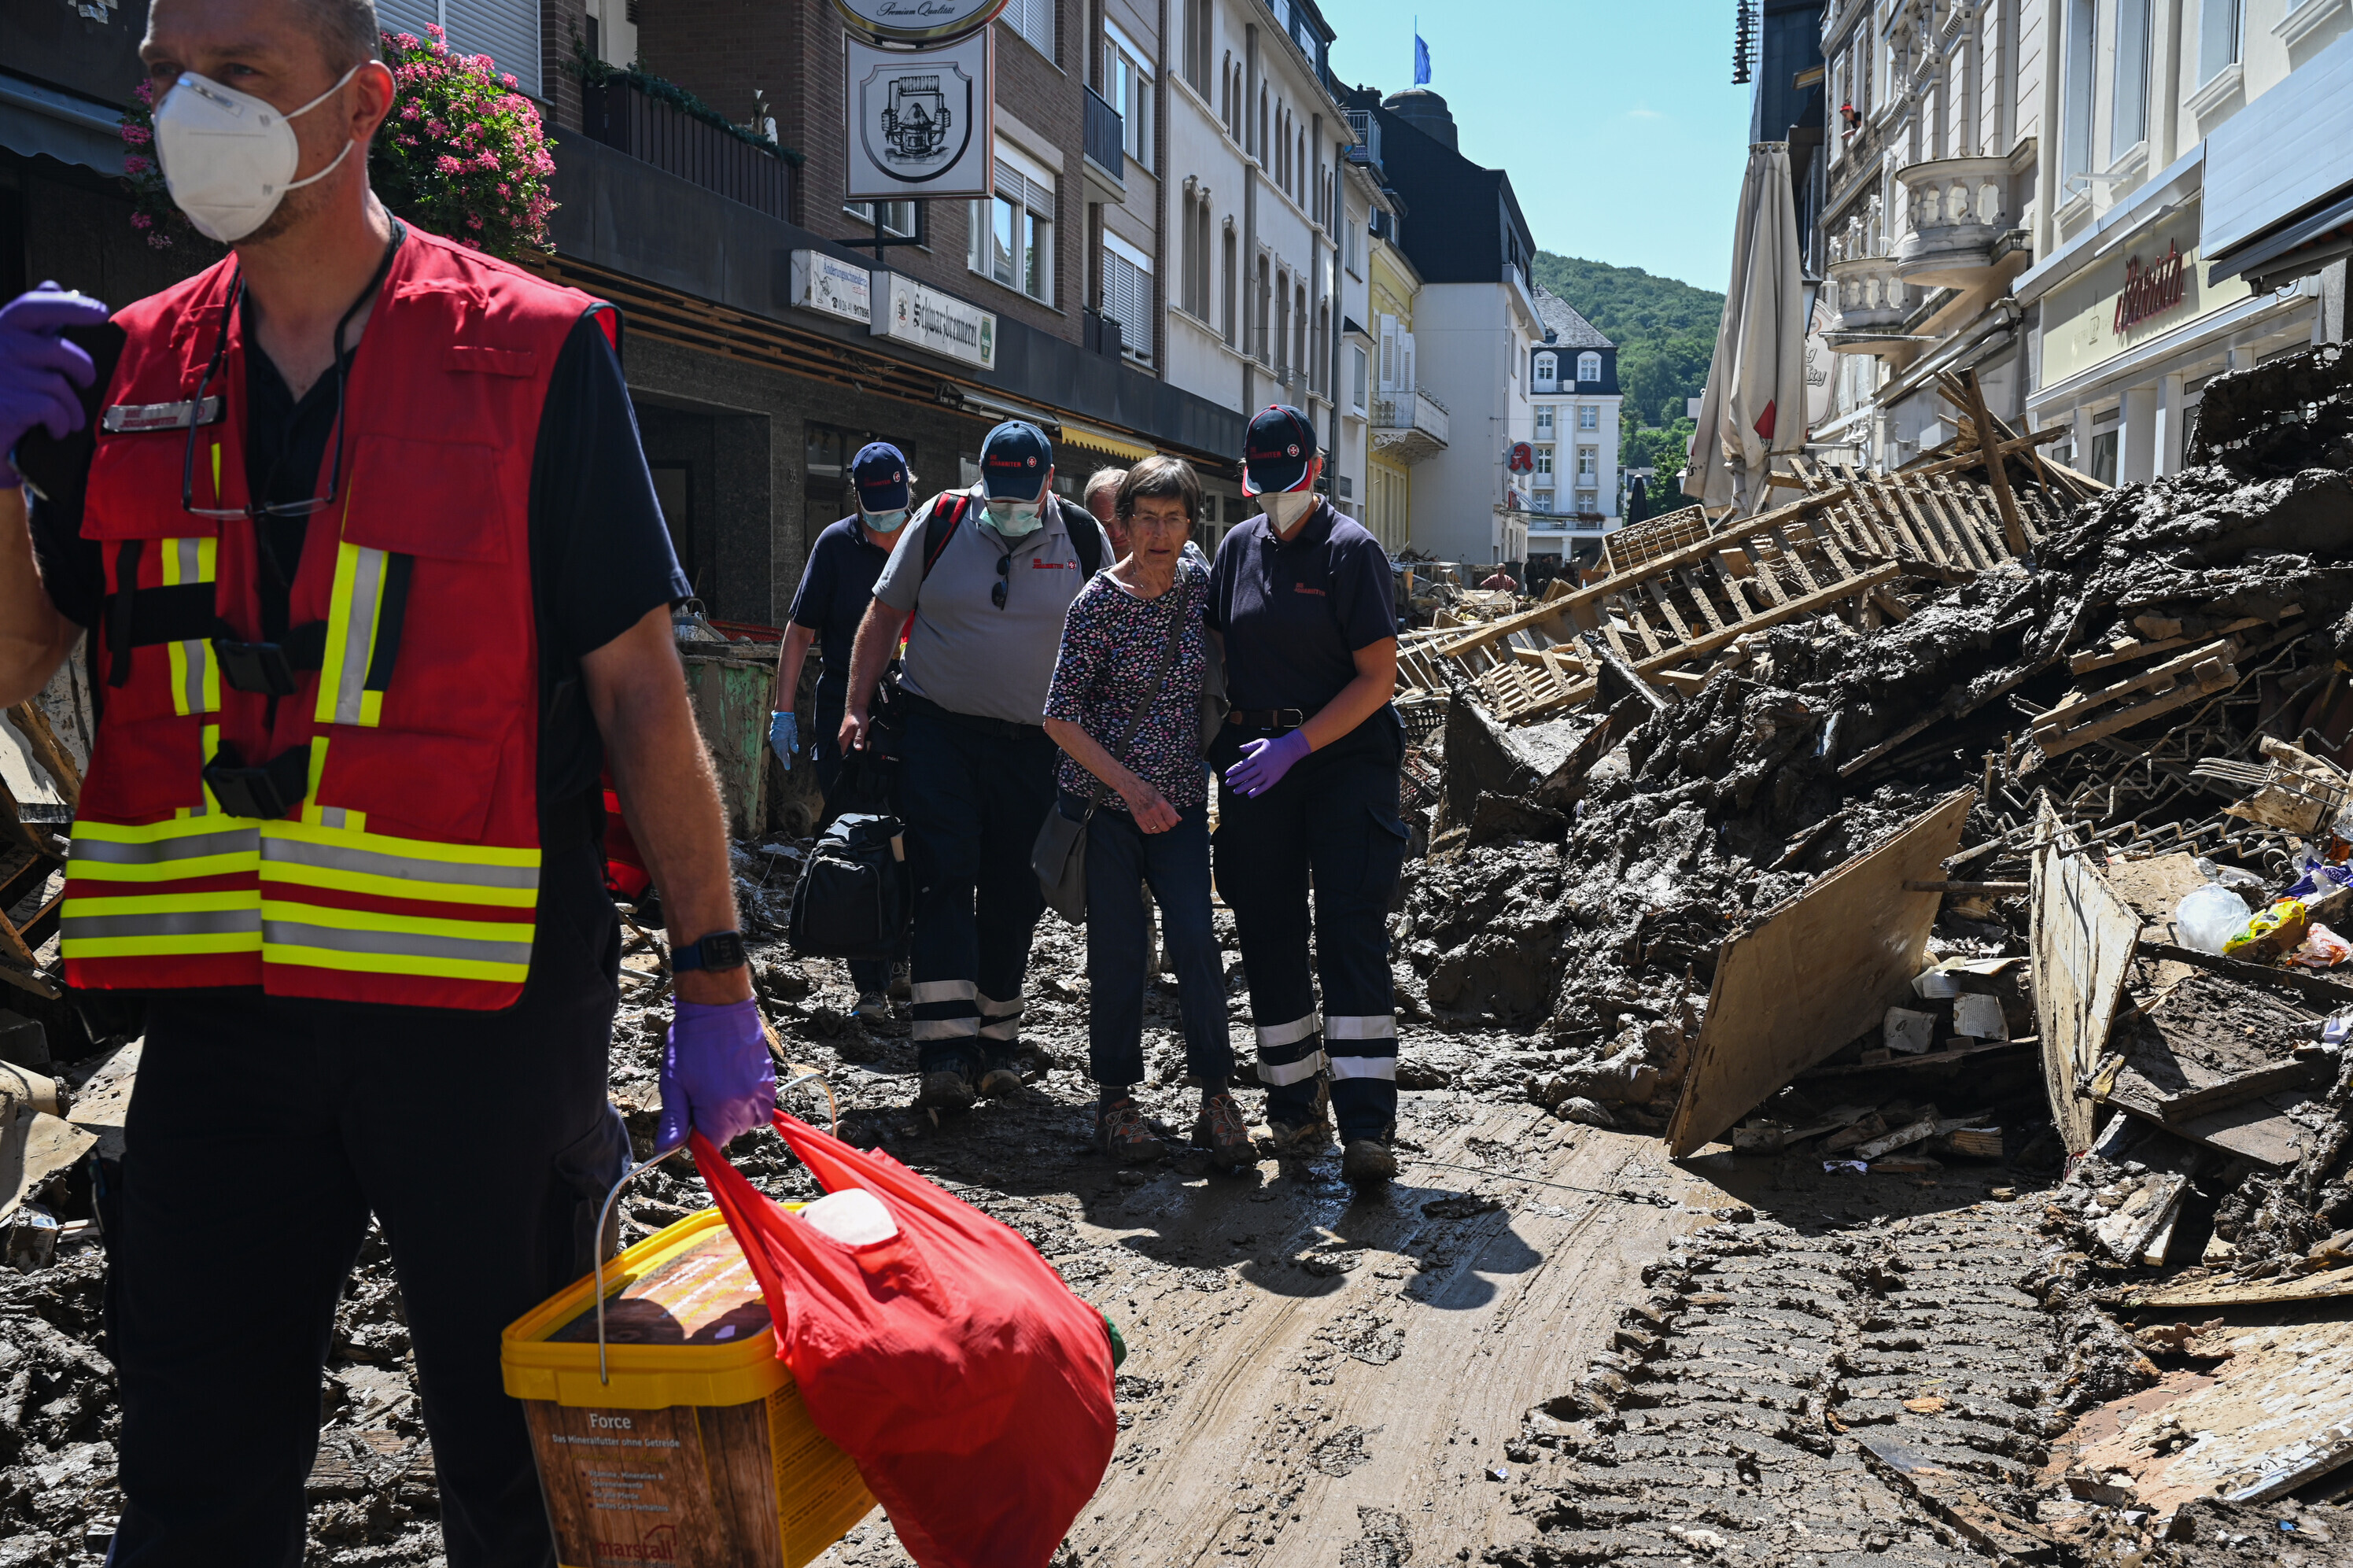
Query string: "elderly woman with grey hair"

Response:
xmin=1042 ymin=456 xmax=1246 ymax=1168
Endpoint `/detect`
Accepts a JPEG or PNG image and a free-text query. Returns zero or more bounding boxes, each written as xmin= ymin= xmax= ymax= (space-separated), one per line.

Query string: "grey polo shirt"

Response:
xmin=874 ymin=486 xmax=1109 ymax=725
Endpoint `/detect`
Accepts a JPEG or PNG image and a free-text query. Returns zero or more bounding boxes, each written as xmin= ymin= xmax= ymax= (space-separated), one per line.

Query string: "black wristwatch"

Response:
xmin=672 ymin=930 xmax=748 ymax=973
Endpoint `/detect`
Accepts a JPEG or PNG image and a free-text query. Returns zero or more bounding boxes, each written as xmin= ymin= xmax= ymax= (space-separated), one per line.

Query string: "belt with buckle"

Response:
xmin=1227 ymin=707 xmax=1307 ymax=730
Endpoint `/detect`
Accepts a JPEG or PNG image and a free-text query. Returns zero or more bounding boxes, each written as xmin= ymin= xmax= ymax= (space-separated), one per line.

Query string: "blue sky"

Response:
xmin=1324 ymin=0 xmax=1754 ymax=293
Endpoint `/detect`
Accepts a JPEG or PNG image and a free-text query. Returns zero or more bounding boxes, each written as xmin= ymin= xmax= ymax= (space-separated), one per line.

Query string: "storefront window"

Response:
xmin=2090 ymin=428 xmax=2119 ymax=486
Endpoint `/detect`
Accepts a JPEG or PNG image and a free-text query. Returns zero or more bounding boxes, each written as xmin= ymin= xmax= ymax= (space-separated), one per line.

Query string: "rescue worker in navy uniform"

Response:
xmin=771 ymin=441 xmax=914 ymax=1020
xmin=1208 ymin=406 xmax=1409 ymax=1190
xmin=0 ymin=0 xmax=773 ymax=1559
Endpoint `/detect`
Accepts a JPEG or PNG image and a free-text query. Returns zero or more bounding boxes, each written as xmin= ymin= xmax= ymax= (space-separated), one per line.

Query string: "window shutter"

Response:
xmin=441 ymin=0 xmax=542 ymax=98
xmin=1378 ymin=316 xmax=1396 ymax=389
xmin=1401 ymin=332 xmax=1415 ymax=393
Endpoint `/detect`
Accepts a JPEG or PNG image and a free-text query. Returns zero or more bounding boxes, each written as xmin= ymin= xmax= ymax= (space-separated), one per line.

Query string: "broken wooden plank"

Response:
xmin=2068 ymin=618 xmax=2277 ymax=677
xmin=1794 ymin=1039 xmax=2029 ymax=1080
xmin=2027 ymin=652 xmax=2239 ymax=765
xmin=1955 ymin=367 xmax=2030 ymax=556
xmin=1904 ymin=880 xmax=2029 ymax=895
xmin=1665 ymin=790 xmax=1974 ymax=1158
xmin=2032 ymin=802 xmax=2140 ymax=1157
xmin=1858 ymin=1437 xmax=2056 ymax=1562
xmin=2130 ymin=1266 xmax=2353 ymax=1311
xmin=2137 ymin=940 xmax=2353 ymax=1006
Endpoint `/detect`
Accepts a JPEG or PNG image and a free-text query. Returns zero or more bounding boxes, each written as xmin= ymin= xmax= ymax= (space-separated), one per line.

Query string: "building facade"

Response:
xmin=1360 ymin=194 xmax=1428 ymax=556
xmin=1525 ymin=287 xmax=1624 ymax=568
xmin=1347 ymin=86 xmax=1540 ymax=567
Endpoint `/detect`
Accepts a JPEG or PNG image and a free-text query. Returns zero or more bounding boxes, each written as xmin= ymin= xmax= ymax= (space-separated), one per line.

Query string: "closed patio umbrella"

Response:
xmin=1685 ymin=142 xmax=1807 ymax=513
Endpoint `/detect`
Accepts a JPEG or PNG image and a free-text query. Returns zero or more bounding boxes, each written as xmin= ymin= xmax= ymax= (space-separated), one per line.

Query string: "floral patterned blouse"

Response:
xmin=1044 ymin=556 xmax=1212 ymax=812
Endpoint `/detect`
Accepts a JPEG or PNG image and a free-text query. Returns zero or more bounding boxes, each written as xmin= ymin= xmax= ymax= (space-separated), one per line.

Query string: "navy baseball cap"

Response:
xmin=850 ymin=441 xmax=911 ymax=513
xmin=979 ymin=421 xmax=1053 ymax=501
xmin=1241 ymin=405 xmax=1318 ymax=495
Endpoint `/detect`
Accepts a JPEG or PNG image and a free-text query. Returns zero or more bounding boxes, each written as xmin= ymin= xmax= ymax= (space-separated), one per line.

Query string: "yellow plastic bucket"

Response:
xmin=501 ymin=1207 xmax=875 ymax=1567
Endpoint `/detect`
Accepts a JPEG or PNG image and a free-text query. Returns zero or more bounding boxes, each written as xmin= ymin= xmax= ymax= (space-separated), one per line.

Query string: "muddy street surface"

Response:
xmin=6 ymin=885 xmax=2353 ymax=1566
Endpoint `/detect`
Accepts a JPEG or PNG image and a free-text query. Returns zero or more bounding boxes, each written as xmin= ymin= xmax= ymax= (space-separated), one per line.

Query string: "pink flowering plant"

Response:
xmin=119 ymin=26 xmax=555 ymax=259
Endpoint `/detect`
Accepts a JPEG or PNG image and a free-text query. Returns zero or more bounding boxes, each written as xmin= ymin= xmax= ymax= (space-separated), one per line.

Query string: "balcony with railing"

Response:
xmin=1892 ymin=156 xmax=2019 ymax=288
xmin=1370 ymin=385 xmax=1449 ymax=464
xmin=1082 ymin=86 xmax=1126 ymax=204
xmin=581 ymin=76 xmax=791 ymax=220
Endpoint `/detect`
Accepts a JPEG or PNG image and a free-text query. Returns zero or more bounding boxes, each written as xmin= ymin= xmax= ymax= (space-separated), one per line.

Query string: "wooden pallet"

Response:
xmin=0 ymin=702 xmax=76 ymax=1001
xmin=2023 ymin=633 xmax=2256 ymax=769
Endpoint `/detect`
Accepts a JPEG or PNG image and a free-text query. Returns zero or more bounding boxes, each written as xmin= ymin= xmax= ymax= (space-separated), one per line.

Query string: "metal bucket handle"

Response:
xmin=590 ymin=1064 xmax=835 ymax=1385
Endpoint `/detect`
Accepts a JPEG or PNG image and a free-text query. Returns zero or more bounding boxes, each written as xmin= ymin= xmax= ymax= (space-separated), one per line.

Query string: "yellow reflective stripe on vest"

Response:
xmin=65 ymin=816 xmax=260 ymax=884
xmin=160 ymin=537 xmax=219 ymax=716
xmin=316 ymin=542 xmax=389 ymax=729
xmin=61 ymin=815 xmax=263 ymax=960
xmin=257 ymin=818 xmax=539 ymax=983
xmin=297 ymin=735 xmax=365 ymax=831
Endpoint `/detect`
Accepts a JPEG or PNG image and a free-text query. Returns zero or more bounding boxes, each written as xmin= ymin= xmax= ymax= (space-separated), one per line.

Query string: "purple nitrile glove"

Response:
xmin=1224 ymin=729 xmax=1312 ymax=799
xmin=656 ymin=998 xmax=776 ymax=1152
xmin=0 ymin=286 xmax=112 ymax=487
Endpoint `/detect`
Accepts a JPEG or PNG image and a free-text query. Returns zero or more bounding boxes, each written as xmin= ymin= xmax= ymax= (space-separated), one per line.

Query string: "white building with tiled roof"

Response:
xmin=1525 ymin=286 xmax=1625 ymax=569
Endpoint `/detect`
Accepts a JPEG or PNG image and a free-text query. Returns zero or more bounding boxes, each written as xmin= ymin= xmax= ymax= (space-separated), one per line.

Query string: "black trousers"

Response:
xmin=106 ymin=839 xmax=629 ymax=1568
xmin=1212 ymin=721 xmax=1410 ymax=1142
xmin=898 ymin=708 xmax=1057 ymax=1073
xmin=810 ymin=690 xmax=890 ymax=994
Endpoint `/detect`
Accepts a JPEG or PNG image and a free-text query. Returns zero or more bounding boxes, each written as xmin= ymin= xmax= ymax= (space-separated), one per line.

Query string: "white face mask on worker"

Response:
xmin=985 ymin=499 xmax=1045 ymax=537
xmin=153 ymin=65 xmax=362 ymax=243
xmin=1263 ymin=490 xmax=1318 ymax=529
xmin=861 ymin=507 xmax=909 ymax=533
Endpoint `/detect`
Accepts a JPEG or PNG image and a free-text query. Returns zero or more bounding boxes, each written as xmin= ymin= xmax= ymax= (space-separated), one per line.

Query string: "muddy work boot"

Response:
xmin=1193 ymin=1090 xmax=1256 ymax=1170
xmin=916 ymin=1061 xmax=977 ymax=1112
xmin=854 ymin=991 xmax=891 ymax=1022
xmin=1096 ymin=1094 xmax=1160 ymax=1164
xmin=1341 ymin=1137 xmax=1400 ymax=1189
xmin=1263 ymin=1076 xmax=1334 ymax=1158
xmin=976 ymin=1055 xmax=1027 ymax=1099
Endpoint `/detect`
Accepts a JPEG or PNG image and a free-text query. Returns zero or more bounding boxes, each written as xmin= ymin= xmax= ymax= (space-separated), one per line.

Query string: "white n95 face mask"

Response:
xmin=153 ymin=65 xmax=363 ymax=242
xmin=1263 ymin=490 xmax=1318 ymax=529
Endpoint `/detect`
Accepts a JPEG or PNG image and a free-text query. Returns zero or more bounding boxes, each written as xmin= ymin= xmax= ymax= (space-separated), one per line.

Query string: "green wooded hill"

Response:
xmin=1532 ymin=253 xmax=1724 ymax=433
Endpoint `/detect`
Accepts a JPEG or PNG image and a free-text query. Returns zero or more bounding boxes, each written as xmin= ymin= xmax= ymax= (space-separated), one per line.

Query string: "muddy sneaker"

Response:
xmin=976 ymin=1058 xmax=1027 ymax=1099
xmin=854 ymin=991 xmax=891 ymax=1021
xmin=1096 ymin=1096 xmax=1160 ymax=1164
xmin=1263 ymin=1075 xmax=1333 ymax=1157
xmin=1193 ymin=1091 xmax=1255 ymax=1170
xmin=1341 ymin=1138 xmax=1400 ymax=1188
xmin=916 ymin=1064 xmax=976 ymax=1111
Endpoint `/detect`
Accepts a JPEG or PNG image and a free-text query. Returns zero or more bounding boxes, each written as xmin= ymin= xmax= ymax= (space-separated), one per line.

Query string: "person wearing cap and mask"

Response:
xmin=0 ymin=0 xmax=768 ymax=1560
xmin=772 ymin=440 xmax=916 ymax=1019
xmin=1208 ymin=406 xmax=1410 ymax=1190
xmin=839 ymin=420 xmax=1112 ymax=1110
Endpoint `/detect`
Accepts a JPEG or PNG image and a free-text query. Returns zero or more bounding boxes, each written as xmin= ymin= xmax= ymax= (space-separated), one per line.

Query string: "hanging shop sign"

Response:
xmin=873 ymin=271 xmax=998 ymax=370
xmin=2114 ymin=242 xmax=2189 ymax=335
xmin=788 ymin=250 xmax=874 ymax=326
xmin=1507 ymin=441 xmax=1535 ymax=473
xmin=832 ymin=0 xmax=1005 ymax=45
xmin=844 ymin=30 xmax=994 ymax=201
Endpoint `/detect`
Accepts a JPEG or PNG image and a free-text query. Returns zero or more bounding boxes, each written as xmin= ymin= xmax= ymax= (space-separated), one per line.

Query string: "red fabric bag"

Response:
xmin=689 ymin=1112 xmax=1116 ymax=1567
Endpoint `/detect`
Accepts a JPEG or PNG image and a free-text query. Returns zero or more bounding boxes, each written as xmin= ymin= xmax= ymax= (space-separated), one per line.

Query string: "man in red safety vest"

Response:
xmin=0 ymin=0 xmax=773 ymax=1560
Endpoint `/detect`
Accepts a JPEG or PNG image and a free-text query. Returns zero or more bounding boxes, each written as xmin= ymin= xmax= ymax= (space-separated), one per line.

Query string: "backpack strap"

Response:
xmin=899 ymin=490 xmax=972 ymax=644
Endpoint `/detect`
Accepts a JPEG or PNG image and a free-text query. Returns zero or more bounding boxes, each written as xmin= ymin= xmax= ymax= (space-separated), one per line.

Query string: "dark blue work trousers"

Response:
xmin=1212 ymin=726 xmax=1410 ymax=1142
xmin=1075 ymin=795 xmax=1234 ymax=1089
xmin=106 ymin=838 xmax=629 ymax=1568
xmin=900 ymin=708 xmax=1057 ymax=1072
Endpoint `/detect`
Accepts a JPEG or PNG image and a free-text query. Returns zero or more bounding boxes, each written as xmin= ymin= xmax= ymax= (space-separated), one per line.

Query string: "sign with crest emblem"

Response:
xmin=844 ymin=31 xmax=994 ymax=200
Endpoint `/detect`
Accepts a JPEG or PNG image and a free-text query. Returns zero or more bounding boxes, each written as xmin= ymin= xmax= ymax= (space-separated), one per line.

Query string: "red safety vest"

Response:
xmin=60 ymin=228 xmax=610 ymax=1010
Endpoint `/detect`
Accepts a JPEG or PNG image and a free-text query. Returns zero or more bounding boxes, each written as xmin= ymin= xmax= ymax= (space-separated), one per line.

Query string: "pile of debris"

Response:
xmin=1401 ymin=341 xmax=2353 ymax=1543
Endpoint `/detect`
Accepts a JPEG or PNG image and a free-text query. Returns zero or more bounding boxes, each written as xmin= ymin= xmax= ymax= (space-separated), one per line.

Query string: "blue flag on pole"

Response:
xmin=1414 ymin=28 xmax=1431 ymax=84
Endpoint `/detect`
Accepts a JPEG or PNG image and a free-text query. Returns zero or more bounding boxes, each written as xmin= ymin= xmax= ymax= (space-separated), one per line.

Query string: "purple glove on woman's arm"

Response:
xmin=657 ymin=998 xmax=776 ymax=1151
xmin=0 ymin=286 xmax=112 ymax=486
xmin=1223 ymin=729 xmax=1312 ymax=798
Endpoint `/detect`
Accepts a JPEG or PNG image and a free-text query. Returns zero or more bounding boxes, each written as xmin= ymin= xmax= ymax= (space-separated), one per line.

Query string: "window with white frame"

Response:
xmin=2113 ymin=0 xmax=2152 ymax=152
xmin=2200 ymin=0 xmax=2241 ymax=84
xmin=972 ymin=147 xmax=1056 ymax=304
xmin=2062 ymin=0 xmax=2097 ymax=183
xmin=1535 ymin=406 xmax=1554 ymax=435
xmin=1578 ymin=404 xmax=1599 ymax=430
xmin=1576 ymin=489 xmax=1598 ymax=513
xmin=1105 ymin=21 xmax=1153 ymax=164
xmin=844 ymin=199 xmax=917 ymax=238
xmin=1577 ymin=351 xmax=1602 ymax=383
xmin=1534 ymin=445 xmax=1554 ymax=476
xmin=1533 ymin=351 xmax=1558 ymax=390
xmin=1350 ymin=344 xmax=1367 ymax=414
xmin=1577 ymin=447 xmax=1597 ymax=479
xmin=999 ymin=0 xmax=1056 ymax=63
xmin=1102 ymin=231 xmax=1153 ymax=363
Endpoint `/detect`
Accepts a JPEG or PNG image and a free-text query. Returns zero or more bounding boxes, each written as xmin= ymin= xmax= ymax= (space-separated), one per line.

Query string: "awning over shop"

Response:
xmin=2207 ymin=186 xmax=2353 ymax=293
xmin=2203 ymin=27 xmax=2353 ymax=289
xmin=0 ymin=73 xmax=124 ymax=176
xmin=1057 ymin=420 xmax=1156 ymax=463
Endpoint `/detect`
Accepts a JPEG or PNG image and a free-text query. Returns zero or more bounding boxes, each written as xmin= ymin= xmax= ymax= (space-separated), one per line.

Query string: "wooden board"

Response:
xmin=1665 ymin=789 xmax=1974 ymax=1157
xmin=2066 ymin=1319 xmax=2353 ymax=1511
xmin=2130 ymin=1264 xmax=2353 ymax=1311
xmin=2031 ymin=804 xmax=2140 ymax=1157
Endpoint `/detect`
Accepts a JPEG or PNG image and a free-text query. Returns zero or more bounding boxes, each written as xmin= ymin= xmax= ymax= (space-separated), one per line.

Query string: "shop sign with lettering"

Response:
xmin=832 ymin=0 xmax=1005 ymax=44
xmin=872 ymin=272 xmax=997 ymax=370
xmin=2115 ymin=242 xmax=2188 ymax=334
xmin=788 ymin=250 xmax=873 ymax=325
